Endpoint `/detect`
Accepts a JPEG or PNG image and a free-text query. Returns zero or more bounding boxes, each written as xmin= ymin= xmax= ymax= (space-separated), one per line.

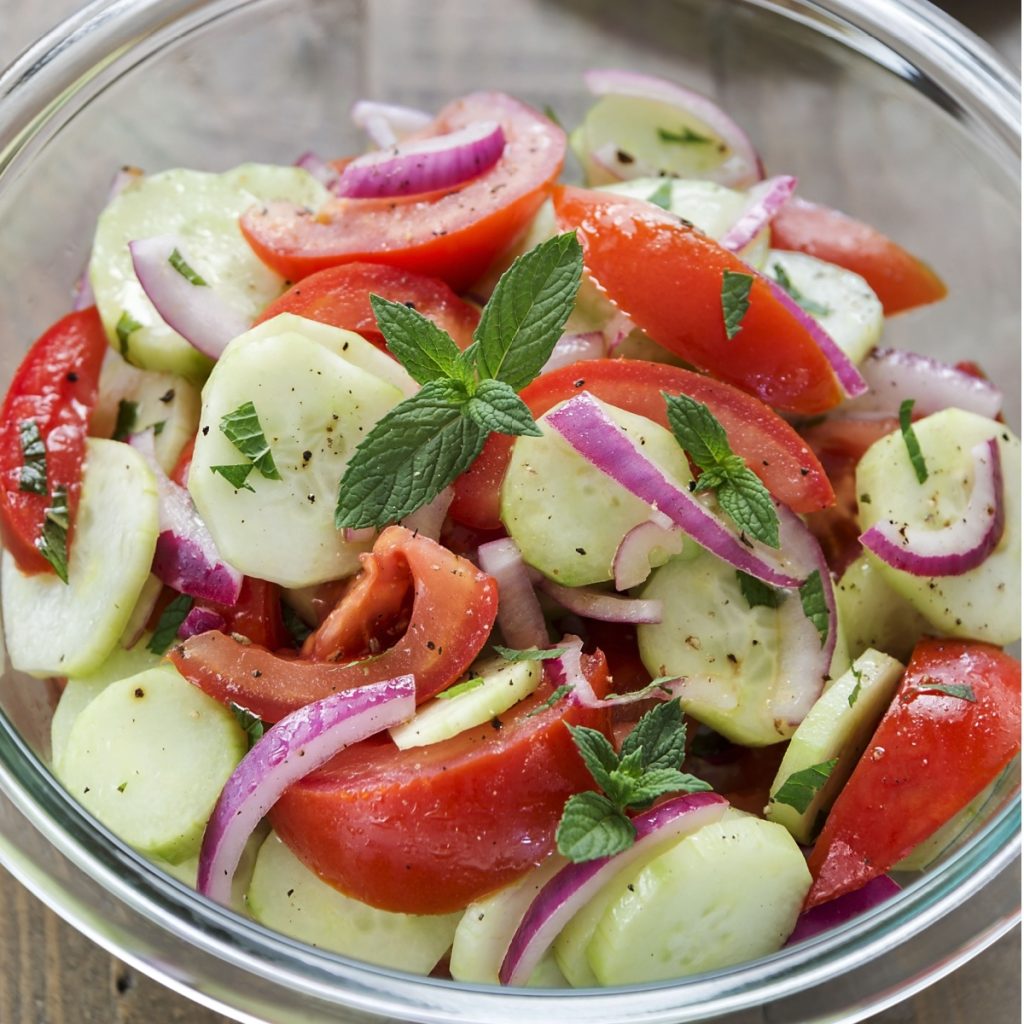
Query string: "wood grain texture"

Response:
xmin=0 ymin=1 xmax=1019 ymax=1022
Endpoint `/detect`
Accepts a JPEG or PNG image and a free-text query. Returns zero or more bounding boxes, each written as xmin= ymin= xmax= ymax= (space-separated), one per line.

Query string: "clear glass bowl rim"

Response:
xmin=0 ymin=1 xmax=1019 ymax=1022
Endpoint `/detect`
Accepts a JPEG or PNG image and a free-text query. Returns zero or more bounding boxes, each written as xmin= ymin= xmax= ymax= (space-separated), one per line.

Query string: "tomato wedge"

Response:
xmin=0 ymin=308 xmax=108 ymax=575
xmin=806 ymin=638 xmax=1021 ymax=908
xmin=241 ymin=93 xmax=565 ymax=291
xmin=772 ymin=197 xmax=947 ymax=315
xmin=552 ymin=186 xmax=846 ymax=415
xmin=271 ymin=651 xmax=612 ymax=914
xmin=449 ymin=359 xmax=835 ymax=530
xmin=169 ymin=527 xmax=497 ymax=721
xmin=254 ymin=262 xmax=480 ymax=352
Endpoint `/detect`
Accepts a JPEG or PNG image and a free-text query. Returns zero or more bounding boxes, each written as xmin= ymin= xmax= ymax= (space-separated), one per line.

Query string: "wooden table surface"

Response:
xmin=0 ymin=1 xmax=1019 ymax=1022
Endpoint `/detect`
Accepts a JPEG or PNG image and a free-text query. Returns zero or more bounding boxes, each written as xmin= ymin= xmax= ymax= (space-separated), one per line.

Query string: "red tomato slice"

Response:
xmin=271 ymin=651 xmax=612 ymax=914
xmin=552 ymin=186 xmax=846 ymax=415
xmin=449 ymin=359 xmax=835 ymax=530
xmin=0 ymin=308 xmax=108 ymax=575
xmin=169 ymin=435 xmax=196 ymax=487
xmin=169 ymin=526 xmax=497 ymax=721
xmin=806 ymin=638 xmax=1021 ymax=908
xmin=771 ymin=197 xmax=947 ymax=315
xmin=241 ymin=93 xmax=565 ymax=291
xmin=254 ymin=262 xmax=480 ymax=352
xmin=199 ymin=576 xmax=289 ymax=651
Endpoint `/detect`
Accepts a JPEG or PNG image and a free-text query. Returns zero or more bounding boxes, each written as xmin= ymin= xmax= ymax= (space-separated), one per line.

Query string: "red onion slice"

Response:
xmin=612 ymin=518 xmax=685 ymax=591
xmin=860 ymin=438 xmax=1004 ymax=577
xmin=197 ymin=675 xmax=416 ymax=904
xmin=178 ymin=606 xmax=227 ymax=640
xmin=603 ymin=309 xmax=636 ymax=354
xmin=350 ymin=99 xmax=433 ymax=148
xmin=786 ymin=876 xmax=901 ymax=946
xmin=583 ymin=68 xmax=763 ymax=189
xmin=540 ymin=331 xmax=606 ymax=374
xmin=129 ymin=235 xmax=251 ymax=360
xmin=334 ymin=120 xmax=506 ymax=199
xmin=342 ymin=526 xmax=377 ymax=544
xmin=399 ymin=486 xmax=453 ymax=542
xmin=545 ymin=393 xmax=802 ymax=589
xmin=843 ymin=347 xmax=1003 ymax=421
xmin=294 ymin=151 xmax=340 ymax=191
xmin=478 ymin=538 xmax=548 ymax=650
xmin=721 ymin=175 xmax=797 ymax=253
xmin=499 ymin=791 xmax=729 ymax=985
xmin=129 ymin=432 xmax=243 ymax=605
xmin=538 ymin=579 xmax=663 ymax=624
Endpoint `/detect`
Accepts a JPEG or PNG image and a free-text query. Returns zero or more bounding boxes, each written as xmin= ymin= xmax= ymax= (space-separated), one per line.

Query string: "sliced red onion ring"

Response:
xmin=499 ymin=791 xmax=729 ymax=985
xmin=129 ymin=235 xmax=251 ymax=360
xmin=583 ymin=68 xmax=763 ymax=189
xmin=786 ymin=876 xmax=901 ymax=945
xmin=399 ymin=486 xmax=453 ymax=542
xmin=294 ymin=150 xmax=340 ymax=190
xmin=129 ymin=431 xmax=243 ymax=605
xmin=541 ymin=331 xmax=606 ymax=374
xmin=178 ymin=606 xmax=227 ymax=640
xmin=843 ymin=347 xmax=1003 ymax=421
xmin=721 ymin=175 xmax=797 ymax=253
xmin=350 ymin=99 xmax=433 ymax=148
xmin=538 ymin=579 xmax=663 ymax=624
xmin=613 ymin=518 xmax=684 ymax=590
xmin=546 ymin=393 xmax=802 ymax=589
xmin=334 ymin=121 xmax=506 ymax=199
xmin=197 ymin=675 xmax=416 ymax=904
xmin=478 ymin=538 xmax=548 ymax=650
xmin=860 ymin=438 xmax=1004 ymax=577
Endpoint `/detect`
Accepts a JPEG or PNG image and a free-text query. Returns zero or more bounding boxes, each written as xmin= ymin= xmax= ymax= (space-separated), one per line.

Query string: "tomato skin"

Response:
xmin=241 ymin=93 xmax=565 ymax=291
xmin=552 ymin=186 xmax=845 ymax=415
xmin=806 ymin=638 xmax=1021 ymax=908
xmin=169 ymin=436 xmax=196 ymax=488
xmin=449 ymin=359 xmax=835 ymax=529
xmin=199 ymin=576 xmax=289 ymax=651
xmin=271 ymin=651 xmax=612 ymax=914
xmin=254 ymin=262 xmax=480 ymax=352
xmin=169 ymin=527 xmax=498 ymax=721
xmin=0 ymin=308 xmax=108 ymax=574
xmin=771 ymin=197 xmax=947 ymax=315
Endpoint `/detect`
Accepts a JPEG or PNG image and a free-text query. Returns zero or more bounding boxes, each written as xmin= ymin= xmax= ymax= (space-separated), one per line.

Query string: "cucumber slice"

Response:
xmin=766 ymin=250 xmax=882 ymax=366
xmin=89 ymin=165 xmax=329 ymax=379
xmin=836 ymin=554 xmax=933 ymax=662
xmin=587 ymin=815 xmax=809 ymax=983
xmin=2 ymin=439 xmax=159 ymax=677
xmin=90 ymin=349 xmax=201 ymax=472
xmin=50 ymin=633 xmax=161 ymax=772
xmin=389 ymin=656 xmax=542 ymax=750
xmin=188 ymin=322 xmax=405 ymax=587
xmin=526 ymin=953 xmax=570 ymax=988
xmin=248 ymin=831 xmax=460 ymax=974
xmin=501 ymin=398 xmax=696 ymax=586
xmin=856 ymin=409 xmax=1021 ymax=644
xmin=766 ymin=649 xmax=904 ymax=844
xmin=56 ymin=665 xmax=246 ymax=863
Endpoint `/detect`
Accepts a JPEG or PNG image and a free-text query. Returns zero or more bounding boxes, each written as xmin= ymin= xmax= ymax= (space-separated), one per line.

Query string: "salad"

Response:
xmin=0 ymin=69 xmax=1018 ymax=988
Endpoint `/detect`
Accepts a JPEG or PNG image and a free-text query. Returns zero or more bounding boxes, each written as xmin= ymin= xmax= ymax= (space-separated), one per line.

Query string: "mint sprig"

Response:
xmin=556 ymin=699 xmax=711 ymax=863
xmin=721 ymin=270 xmax=753 ymax=340
xmin=771 ymin=758 xmax=837 ymax=814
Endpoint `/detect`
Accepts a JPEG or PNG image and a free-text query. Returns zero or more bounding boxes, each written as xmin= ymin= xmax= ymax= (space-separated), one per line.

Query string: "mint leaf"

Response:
xmin=220 ymin=401 xmax=280 ymax=481
xmin=848 ymin=664 xmax=864 ymax=707
xmin=147 ymin=593 xmax=194 ymax=654
xmin=36 ymin=485 xmax=70 ymax=583
xmin=229 ymin=702 xmax=264 ymax=749
xmin=493 ymin=645 xmax=567 ymax=662
xmin=111 ymin=400 xmax=138 ymax=443
xmin=772 ymin=262 xmax=831 ymax=317
xmin=168 ymin=248 xmax=207 ymax=286
xmin=908 ymin=681 xmax=976 ymax=703
xmin=799 ymin=569 xmax=830 ymax=648
xmin=18 ymin=420 xmax=47 ymax=495
xmin=721 ymin=270 xmax=753 ymax=340
xmin=647 ymin=180 xmax=674 ymax=210
xmin=657 ymin=125 xmax=712 ymax=145
xmin=619 ymin=697 xmax=687 ymax=773
xmin=736 ymin=570 xmax=784 ymax=609
xmin=718 ymin=470 xmax=780 ymax=548
xmin=335 ymin=381 xmax=487 ymax=528
xmin=526 ymin=683 xmax=574 ymax=717
xmin=556 ymin=791 xmax=635 ymax=862
xmin=663 ymin=392 xmax=732 ymax=471
xmin=899 ymin=398 xmax=928 ymax=484
xmin=473 ymin=232 xmax=583 ymax=391
xmin=282 ymin=603 xmax=311 ymax=647
xmin=625 ymin=766 xmax=712 ymax=807
xmin=567 ymin=723 xmax=619 ymax=793
xmin=465 ymin=379 xmax=542 ymax=436
xmin=772 ymin=758 xmax=838 ymax=814
xmin=115 ymin=311 xmax=142 ymax=356
xmin=210 ymin=463 xmax=255 ymax=492
xmin=436 ymin=676 xmax=486 ymax=700
xmin=370 ymin=294 xmax=470 ymax=387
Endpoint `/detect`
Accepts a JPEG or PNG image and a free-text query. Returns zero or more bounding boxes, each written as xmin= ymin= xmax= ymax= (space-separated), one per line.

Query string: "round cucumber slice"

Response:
xmin=2 ymin=439 xmax=159 ymax=677
xmin=855 ymin=408 xmax=1021 ymax=644
xmin=248 ymin=832 xmax=460 ymax=975
xmin=57 ymin=665 xmax=247 ymax=863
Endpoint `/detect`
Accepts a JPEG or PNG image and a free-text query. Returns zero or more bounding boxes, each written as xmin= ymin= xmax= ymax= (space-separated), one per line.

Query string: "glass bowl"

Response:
xmin=0 ymin=1 xmax=1018 ymax=1021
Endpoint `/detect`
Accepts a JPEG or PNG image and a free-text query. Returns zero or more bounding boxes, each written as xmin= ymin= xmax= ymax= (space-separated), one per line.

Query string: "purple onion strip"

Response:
xmin=478 ymin=537 xmax=548 ymax=651
xmin=721 ymin=175 xmax=797 ymax=253
xmin=787 ymin=876 xmax=901 ymax=946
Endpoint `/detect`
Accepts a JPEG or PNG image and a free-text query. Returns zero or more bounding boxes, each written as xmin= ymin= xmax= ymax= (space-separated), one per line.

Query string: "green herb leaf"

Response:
xmin=111 ymin=400 xmax=139 ymax=443
xmin=771 ymin=262 xmax=831 ymax=317
xmin=718 ymin=470 xmax=781 ymax=548
xmin=335 ymin=381 xmax=487 ymax=528
xmin=146 ymin=593 xmax=194 ymax=655
xmin=657 ymin=125 xmax=712 ymax=145
xmin=899 ymin=398 xmax=928 ymax=484
xmin=152 ymin=420 xmax=166 ymax=436
xmin=210 ymin=463 xmax=256 ymax=492
xmin=472 ymin=232 xmax=583 ymax=391
xmin=282 ymin=603 xmax=312 ymax=647
xmin=229 ymin=702 xmax=265 ymax=749
xmin=370 ymin=294 xmax=471 ymax=387
xmin=493 ymin=645 xmax=567 ymax=662
xmin=115 ymin=311 xmax=143 ymax=356
xmin=848 ymin=664 xmax=864 ymax=708
xmin=909 ymin=681 xmax=977 ymax=703
xmin=772 ymin=758 xmax=838 ymax=814
xmin=168 ymin=247 xmax=208 ymax=286
xmin=647 ymin=179 xmax=674 ymax=211
xmin=220 ymin=401 xmax=281 ymax=481
xmin=465 ymin=379 xmax=542 ymax=436
xmin=799 ymin=569 xmax=830 ymax=648
xmin=625 ymin=766 xmax=712 ymax=807
xmin=663 ymin=392 xmax=732 ymax=471
xmin=566 ymin=723 xmax=620 ymax=793
xmin=736 ymin=570 xmax=784 ymax=609
xmin=36 ymin=485 xmax=70 ymax=583
xmin=721 ymin=270 xmax=753 ymax=340
xmin=526 ymin=683 xmax=574 ymax=717
xmin=556 ymin=791 xmax=636 ymax=862
xmin=619 ymin=697 xmax=687 ymax=773
xmin=436 ymin=676 xmax=486 ymax=700
xmin=18 ymin=420 xmax=47 ymax=495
